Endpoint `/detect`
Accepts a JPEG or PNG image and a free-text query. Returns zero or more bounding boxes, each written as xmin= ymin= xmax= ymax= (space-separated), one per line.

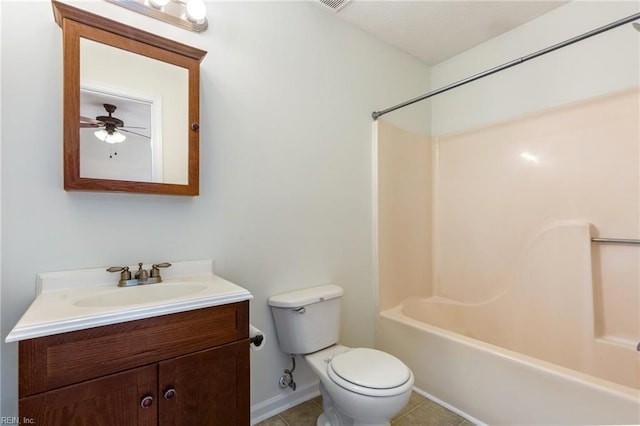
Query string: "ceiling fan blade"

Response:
xmin=120 ymin=128 xmax=151 ymax=138
xmin=80 ymin=116 xmax=102 ymax=124
xmin=80 ymin=123 xmax=100 ymax=128
xmin=121 ymin=126 xmax=147 ymax=129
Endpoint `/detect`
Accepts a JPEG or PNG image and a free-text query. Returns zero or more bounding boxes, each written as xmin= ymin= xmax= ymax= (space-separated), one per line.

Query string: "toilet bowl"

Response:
xmin=305 ymin=345 xmax=414 ymax=426
xmin=268 ymin=285 xmax=414 ymax=426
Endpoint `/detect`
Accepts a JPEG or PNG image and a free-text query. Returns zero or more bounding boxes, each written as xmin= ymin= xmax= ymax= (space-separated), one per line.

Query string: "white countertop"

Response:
xmin=5 ymin=260 xmax=253 ymax=342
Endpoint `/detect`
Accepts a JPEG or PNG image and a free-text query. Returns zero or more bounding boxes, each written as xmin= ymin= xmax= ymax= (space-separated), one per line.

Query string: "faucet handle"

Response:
xmin=150 ymin=262 xmax=172 ymax=278
xmin=107 ymin=266 xmax=131 ymax=281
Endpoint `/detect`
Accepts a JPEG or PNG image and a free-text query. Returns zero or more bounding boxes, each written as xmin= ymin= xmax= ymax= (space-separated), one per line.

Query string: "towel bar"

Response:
xmin=591 ymin=237 xmax=640 ymax=245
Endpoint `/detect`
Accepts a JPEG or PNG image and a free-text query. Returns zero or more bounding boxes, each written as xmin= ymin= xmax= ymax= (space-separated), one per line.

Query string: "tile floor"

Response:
xmin=256 ymin=391 xmax=475 ymax=425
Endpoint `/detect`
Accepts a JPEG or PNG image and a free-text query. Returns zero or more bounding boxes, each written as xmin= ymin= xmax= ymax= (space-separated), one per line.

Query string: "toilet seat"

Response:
xmin=327 ymin=348 xmax=413 ymax=397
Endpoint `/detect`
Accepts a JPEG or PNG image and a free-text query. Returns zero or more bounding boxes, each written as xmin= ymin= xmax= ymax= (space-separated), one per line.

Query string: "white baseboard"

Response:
xmin=251 ymin=381 xmax=321 ymax=425
xmin=250 ymin=383 xmax=480 ymax=425
xmin=412 ymin=386 xmax=486 ymax=426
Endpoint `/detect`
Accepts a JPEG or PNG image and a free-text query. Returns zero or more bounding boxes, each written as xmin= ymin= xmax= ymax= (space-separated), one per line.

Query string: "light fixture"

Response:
xmin=185 ymin=0 xmax=206 ymax=24
xmin=150 ymin=0 xmax=170 ymax=7
xmin=106 ymin=0 xmax=208 ymax=33
xmin=95 ymin=129 xmax=127 ymax=144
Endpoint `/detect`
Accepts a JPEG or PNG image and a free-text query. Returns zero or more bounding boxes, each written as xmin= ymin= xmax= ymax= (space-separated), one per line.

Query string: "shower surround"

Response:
xmin=375 ymin=88 xmax=640 ymax=424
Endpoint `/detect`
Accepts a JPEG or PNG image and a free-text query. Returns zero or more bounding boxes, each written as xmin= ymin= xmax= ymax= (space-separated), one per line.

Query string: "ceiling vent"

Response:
xmin=317 ymin=0 xmax=350 ymax=13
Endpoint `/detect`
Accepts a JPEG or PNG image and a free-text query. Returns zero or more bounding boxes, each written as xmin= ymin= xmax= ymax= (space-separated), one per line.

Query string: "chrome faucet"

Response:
xmin=107 ymin=262 xmax=172 ymax=287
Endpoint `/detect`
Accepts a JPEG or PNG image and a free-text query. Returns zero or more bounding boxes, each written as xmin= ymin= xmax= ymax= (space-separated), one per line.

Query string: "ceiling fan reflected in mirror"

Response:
xmin=80 ymin=103 xmax=149 ymax=144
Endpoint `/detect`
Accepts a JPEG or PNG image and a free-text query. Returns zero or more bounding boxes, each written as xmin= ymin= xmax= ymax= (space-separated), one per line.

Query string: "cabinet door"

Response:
xmin=158 ymin=340 xmax=249 ymax=425
xmin=20 ymin=364 xmax=157 ymax=426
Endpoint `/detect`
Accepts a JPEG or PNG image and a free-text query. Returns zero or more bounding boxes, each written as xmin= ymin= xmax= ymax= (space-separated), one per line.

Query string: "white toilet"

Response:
xmin=268 ymin=284 xmax=414 ymax=426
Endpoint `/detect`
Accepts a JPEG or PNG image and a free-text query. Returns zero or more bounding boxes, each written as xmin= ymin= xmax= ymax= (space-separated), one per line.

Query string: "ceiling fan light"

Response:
xmin=94 ymin=129 xmax=126 ymax=144
xmin=94 ymin=129 xmax=108 ymax=141
xmin=186 ymin=0 xmax=206 ymax=23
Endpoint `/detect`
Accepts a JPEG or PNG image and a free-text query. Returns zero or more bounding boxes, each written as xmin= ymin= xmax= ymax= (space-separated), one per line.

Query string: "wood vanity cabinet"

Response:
xmin=18 ymin=301 xmax=250 ymax=425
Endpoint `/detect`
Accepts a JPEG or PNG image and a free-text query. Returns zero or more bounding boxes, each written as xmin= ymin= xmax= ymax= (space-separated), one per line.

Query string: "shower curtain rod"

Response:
xmin=371 ymin=12 xmax=640 ymax=120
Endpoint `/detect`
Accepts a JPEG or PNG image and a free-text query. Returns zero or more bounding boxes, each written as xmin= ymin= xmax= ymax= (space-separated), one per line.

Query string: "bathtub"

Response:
xmin=377 ymin=301 xmax=640 ymax=425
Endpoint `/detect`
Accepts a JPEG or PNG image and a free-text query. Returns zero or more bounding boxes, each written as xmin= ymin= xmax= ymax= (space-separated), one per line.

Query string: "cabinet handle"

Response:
xmin=140 ymin=395 xmax=154 ymax=408
xmin=163 ymin=387 xmax=177 ymax=400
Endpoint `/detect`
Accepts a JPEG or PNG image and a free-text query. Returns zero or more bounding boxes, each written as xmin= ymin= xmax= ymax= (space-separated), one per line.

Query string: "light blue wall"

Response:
xmin=430 ymin=0 xmax=640 ymax=135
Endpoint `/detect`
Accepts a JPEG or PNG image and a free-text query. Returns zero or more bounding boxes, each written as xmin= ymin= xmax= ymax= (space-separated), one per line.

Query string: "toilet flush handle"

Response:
xmin=292 ymin=307 xmax=305 ymax=314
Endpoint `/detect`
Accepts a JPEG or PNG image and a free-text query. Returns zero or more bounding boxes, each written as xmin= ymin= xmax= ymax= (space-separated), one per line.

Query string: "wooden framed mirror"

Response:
xmin=52 ymin=1 xmax=207 ymax=195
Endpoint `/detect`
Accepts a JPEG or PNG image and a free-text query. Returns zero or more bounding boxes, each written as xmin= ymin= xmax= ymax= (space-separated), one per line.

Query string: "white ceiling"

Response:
xmin=327 ymin=0 xmax=570 ymax=64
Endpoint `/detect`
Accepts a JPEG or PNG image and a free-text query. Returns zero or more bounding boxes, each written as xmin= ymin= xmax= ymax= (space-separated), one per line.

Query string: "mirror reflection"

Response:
xmin=79 ymin=38 xmax=189 ymax=184
xmin=53 ymin=0 xmax=206 ymax=195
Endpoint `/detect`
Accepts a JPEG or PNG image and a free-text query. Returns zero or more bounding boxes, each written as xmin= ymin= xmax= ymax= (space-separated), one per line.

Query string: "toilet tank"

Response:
xmin=268 ymin=284 xmax=343 ymax=355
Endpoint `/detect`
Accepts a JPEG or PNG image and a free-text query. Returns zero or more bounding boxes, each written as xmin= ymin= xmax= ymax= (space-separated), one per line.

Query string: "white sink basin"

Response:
xmin=73 ymin=283 xmax=207 ymax=308
xmin=5 ymin=260 xmax=254 ymax=343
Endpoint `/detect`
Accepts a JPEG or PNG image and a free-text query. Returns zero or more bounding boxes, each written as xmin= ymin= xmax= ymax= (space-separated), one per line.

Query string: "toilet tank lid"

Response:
xmin=268 ymin=284 xmax=343 ymax=308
